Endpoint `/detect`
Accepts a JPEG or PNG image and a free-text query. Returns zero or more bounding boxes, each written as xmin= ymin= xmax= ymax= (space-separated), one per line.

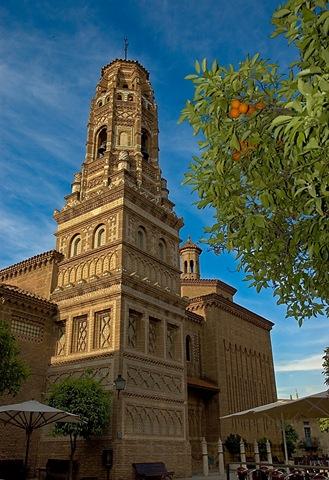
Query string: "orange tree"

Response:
xmin=179 ymin=0 xmax=329 ymax=324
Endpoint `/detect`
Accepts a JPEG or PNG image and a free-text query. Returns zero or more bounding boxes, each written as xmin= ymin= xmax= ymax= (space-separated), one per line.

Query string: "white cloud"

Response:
xmin=0 ymin=209 xmax=55 ymax=268
xmin=275 ymin=354 xmax=323 ymax=373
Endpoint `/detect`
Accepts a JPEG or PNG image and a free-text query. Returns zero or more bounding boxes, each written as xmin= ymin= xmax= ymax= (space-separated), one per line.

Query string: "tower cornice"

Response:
xmin=54 ymin=181 xmax=182 ymax=231
xmin=101 ymin=58 xmax=150 ymax=78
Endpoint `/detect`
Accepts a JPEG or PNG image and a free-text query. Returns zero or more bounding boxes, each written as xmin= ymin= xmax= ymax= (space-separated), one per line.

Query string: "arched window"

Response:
xmin=141 ymin=128 xmax=150 ymax=161
xmin=159 ymin=239 xmax=166 ymax=261
xmin=93 ymin=225 xmax=106 ymax=248
xmin=96 ymin=127 xmax=107 ymax=158
xmin=137 ymin=226 xmax=146 ymax=250
xmin=186 ymin=335 xmax=192 ymax=362
xmin=190 ymin=260 xmax=194 ymax=273
xmin=117 ymin=93 xmax=122 ymax=100
xmin=128 ymin=94 xmax=134 ymax=102
xmin=122 ymin=83 xmax=128 ymax=89
xmin=106 ymin=96 xmax=110 ymax=103
xmin=70 ymin=235 xmax=82 ymax=257
xmin=97 ymin=100 xmax=103 ymax=107
xmin=184 ymin=261 xmax=188 ymax=274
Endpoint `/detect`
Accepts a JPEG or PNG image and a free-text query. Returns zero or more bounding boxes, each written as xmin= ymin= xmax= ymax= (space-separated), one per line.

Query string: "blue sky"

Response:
xmin=1 ymin=0 xmax=328 ymax=398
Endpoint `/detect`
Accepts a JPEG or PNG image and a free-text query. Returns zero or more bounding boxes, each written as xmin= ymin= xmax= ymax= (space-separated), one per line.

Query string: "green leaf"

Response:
xmin=273 ymin=8 xmax=291 ymax=18
xmin=201 ymin=58 xmax=207 ymax=72
xmin=195 ymin=60 xmax=200 ymax=74
xmin=297 ymin=78 xmax=313 ymax=95
xmin=253 ymin=215 xmax=266 ymax=228
xmin=298 ymin=67 xmax=322 ymax=77
xmin=185 ymin=74 xmax=199 ymax=80
xmin=271 ymin=115 xmax=292 ymax=127
xmin=229 ymin=132 xmax=240 ymax=151
xmin=324 ymin=16 xmax=329 ymax=36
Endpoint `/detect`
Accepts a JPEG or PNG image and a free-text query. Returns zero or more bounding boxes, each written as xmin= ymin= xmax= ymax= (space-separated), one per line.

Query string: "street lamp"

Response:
xmin=113 ymin=374 xmax=126 ymax=396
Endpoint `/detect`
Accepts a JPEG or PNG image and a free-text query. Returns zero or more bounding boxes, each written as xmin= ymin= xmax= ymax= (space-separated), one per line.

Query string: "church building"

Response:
xmin=0 ymin=58 xmax=277 ymax=479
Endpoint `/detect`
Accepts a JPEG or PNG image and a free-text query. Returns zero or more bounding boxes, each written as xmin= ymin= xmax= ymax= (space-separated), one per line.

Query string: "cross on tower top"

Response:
xmin=124 ymin=37 xmax=128 ymax=60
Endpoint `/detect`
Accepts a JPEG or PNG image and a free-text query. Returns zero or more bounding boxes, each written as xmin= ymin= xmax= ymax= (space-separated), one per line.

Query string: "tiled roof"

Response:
xmin=187 ymin=292 xmax=274 ymax=331
xmin=0 ymin=283 xmax=56 ymax=307
xmin=0 ymin=250 xmax=63 ymax=278
xmin=179 ymin=237 xmax=202 ymax=253
xmin=181 ymin=278 xmax=237 ymax=295
xmin=101 ymin=59 xmax=149 ymax=78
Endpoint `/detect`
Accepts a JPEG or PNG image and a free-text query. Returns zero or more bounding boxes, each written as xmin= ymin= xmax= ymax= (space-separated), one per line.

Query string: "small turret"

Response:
xmin=179 ymin=237 xmax=202 ymax=279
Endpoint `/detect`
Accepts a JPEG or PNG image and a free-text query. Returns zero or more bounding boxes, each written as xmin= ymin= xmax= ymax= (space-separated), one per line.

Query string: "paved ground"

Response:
xmin=179 ymin=473 xmax=225 ymax=480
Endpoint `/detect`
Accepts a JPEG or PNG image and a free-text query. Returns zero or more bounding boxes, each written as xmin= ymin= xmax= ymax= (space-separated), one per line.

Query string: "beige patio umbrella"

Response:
xmin=220 ymin=390 xmax=329 ymax=464
xmin=0 ymin=400 xmax=81 ymax=475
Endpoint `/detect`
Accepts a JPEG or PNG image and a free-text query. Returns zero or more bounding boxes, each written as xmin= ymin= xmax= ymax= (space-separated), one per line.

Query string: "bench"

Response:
xmin=45 ymin=459 xmax=78 ymax=480
xmin=133 ymin=462 xmax=174 ymax=480
xmin=0 ymin=459 xmax=25 ymax=480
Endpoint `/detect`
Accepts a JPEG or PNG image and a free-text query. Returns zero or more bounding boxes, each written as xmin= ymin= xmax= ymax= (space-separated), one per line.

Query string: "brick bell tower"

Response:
xmin=46 ymin=59 xmax=191 ymax=479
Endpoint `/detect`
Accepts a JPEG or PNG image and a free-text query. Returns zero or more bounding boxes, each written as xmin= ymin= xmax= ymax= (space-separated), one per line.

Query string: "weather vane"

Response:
xmin=124 ymin=37 xmax=128 ymax=60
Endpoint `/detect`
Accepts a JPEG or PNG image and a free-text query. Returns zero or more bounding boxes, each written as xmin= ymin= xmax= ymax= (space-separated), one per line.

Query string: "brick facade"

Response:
xmin=0 ymin=58 xmax=279 ymax=479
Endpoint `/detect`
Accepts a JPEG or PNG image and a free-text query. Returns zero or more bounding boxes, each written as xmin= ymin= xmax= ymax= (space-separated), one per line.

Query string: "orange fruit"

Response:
xmin=256 ymin=102 xmax=265 ymax=110
xmin=229 ymin=108 xmax=240 ymax=119
xmin=247 ymin=105 xmax=256 ymax=115
xmin=231 ymin=99 xmax=240 ymax=109
xmin=232 ymin=151 xmax=241 ymax=161
xmin=239 ymin=103 xmax=249 ymax=114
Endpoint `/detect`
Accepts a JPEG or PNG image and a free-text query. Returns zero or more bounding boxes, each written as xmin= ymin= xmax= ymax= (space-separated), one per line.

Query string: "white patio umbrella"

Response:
xmin=0 ymin=400 xmax=81 ymax=473
xmin=220 ymin=390 xmax=329 ymax=465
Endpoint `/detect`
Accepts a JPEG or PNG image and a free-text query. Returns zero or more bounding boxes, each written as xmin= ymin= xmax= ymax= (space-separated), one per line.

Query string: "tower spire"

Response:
xmin=124 ymin=37 xmax=128 ymax=60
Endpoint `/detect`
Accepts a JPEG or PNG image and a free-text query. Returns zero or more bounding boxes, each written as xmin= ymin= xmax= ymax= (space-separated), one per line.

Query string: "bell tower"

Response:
xmin=180 ymin=238 xmax=202 ymax=280
xmin=63 ymin=59 xmax=170 ymax=207
xmin=48 ymin=59 xmax=191 ymax=479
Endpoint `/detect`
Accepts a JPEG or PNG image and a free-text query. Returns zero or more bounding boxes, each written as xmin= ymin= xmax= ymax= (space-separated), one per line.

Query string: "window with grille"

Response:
xmin=11 ymin=316 xmax=43 ymax=343
xmin=71 ymin=315 xmax=88 ymax=353
xmin=127 ymin=309 xmax=142 ymax=349
xmin=149 ymin=317 xmax=159 ymax=355
xmin=167 ymin=323 xmax=178 ymax=360
xmin=56 ymin=321 xmax=66 ymax=356
xmin=93 ymin=310 xmax=111 ymax=349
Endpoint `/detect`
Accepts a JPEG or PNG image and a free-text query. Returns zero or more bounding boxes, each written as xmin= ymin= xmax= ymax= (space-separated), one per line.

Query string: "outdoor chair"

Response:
xmin=0 ymin=459 xmax=25 ymax=480
xmin=45 ymin=459 xmax=79 ymax=480
xmin=237 ymin=466 xmax=249 ymax=480
xmin=251 ymin=467 xmax=271 ymax=480
xmin=286 ymin=470 xmax=305 ymax=480
xmin=270 ymin=469 xmax=286 ymax=480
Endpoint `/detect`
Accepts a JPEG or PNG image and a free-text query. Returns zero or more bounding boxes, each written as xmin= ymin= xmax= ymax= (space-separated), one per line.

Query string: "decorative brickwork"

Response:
xmin=0 ymin=58 xmax=278 ymax=480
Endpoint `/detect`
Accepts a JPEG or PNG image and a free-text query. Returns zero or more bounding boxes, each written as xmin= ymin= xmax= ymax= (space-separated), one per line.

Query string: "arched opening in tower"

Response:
xmin=190 ymin=260 xmax=194 ymax=273
xmin=141 ymin=128 xmax=150 ymax=161
xmin=97 ymin=127 xmax=107 ymax=158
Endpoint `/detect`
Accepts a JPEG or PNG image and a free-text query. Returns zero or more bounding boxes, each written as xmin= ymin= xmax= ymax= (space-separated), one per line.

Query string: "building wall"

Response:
xmin=185 ymin=293 xmax=280 ymax=449
xmin=0 ymin=251 xmax=63 ymax=300
xmin=0 ymin=286 xmax=57 ymax=473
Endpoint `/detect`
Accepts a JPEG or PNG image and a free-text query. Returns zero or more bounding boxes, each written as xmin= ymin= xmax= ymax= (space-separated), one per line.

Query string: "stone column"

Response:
xmin=201 ymin=437 xmax=209 ymax=477
xmin=218 ymin=438 xmax=225 ymax=477
xmin=240 ymin=440 xmax=247 ymax=468
xmin=266 ymin=440 xmax=273 ymax=467
xmin=254 ymin=440 xmax=260 ymax=467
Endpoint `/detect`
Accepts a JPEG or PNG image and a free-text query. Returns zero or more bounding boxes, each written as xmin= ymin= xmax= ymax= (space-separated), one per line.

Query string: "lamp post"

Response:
xmin=113 ymin=374 xmax=126 ymax=397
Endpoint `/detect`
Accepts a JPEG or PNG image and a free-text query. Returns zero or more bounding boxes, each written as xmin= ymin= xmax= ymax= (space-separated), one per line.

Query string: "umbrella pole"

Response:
xmin=24 ymin=428 xmax=32 ymax=477
xmin=280 ymin=413 xmax=289 ymax=469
